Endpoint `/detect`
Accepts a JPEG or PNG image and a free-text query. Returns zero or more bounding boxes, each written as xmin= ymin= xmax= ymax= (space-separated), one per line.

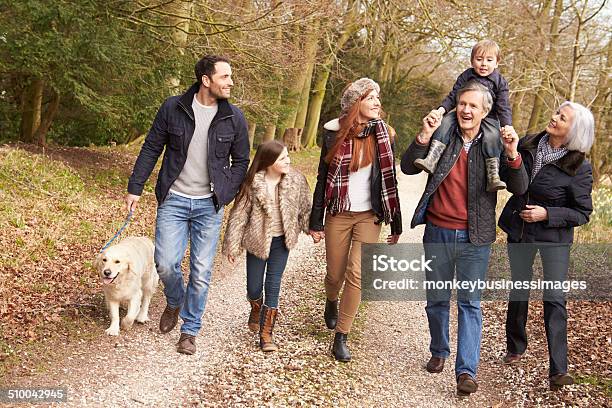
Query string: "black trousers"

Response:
xmin=506 ymin=242 xmax=570 ymax=377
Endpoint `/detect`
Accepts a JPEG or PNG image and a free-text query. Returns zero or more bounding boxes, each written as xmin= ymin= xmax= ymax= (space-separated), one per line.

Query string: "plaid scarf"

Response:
xmin=324 ymin=119 xmax=399 ymax=224
xmin=531 ymin=134 xmax=568 ymax=180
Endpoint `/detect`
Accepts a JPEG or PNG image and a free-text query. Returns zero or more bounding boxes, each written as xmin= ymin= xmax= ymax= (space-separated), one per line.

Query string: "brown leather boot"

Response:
xmin=176 ymin=333 xmax=196 ymax=355
xmin=259 ymin=306 xmax=278 ymax=352
xmin=248 ymin=297 xmax=263 ymax=332
xmin=159 ymin=304 xmax=180 ymax=334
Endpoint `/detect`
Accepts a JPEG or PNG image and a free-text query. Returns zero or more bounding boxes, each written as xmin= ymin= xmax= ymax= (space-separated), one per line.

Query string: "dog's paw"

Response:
xmin=120 ymin=319 xmax=134 ymax=330
xmin=135 ymin=315 xmax=150 ymax=324
xmin=105 ymin=326 xmax=120 ymax=336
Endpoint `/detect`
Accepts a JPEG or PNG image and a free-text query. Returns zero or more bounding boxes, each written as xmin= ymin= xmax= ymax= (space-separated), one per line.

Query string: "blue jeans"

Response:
xmin=154 ymin=193 xmax=224 ymax=336
xmin=246 ymin=236 xmax=289 ymax=308
xmin=423 ymin=221 xmax=491 ymax=379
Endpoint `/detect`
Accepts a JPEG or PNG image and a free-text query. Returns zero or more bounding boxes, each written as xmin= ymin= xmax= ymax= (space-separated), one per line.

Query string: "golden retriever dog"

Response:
xmin=94 ymin=237 xmax=159 ymax=336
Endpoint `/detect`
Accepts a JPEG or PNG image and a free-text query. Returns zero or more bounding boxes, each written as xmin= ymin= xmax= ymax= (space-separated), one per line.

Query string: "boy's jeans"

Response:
xmin=154 ymin=193 xmax=224 ymax=336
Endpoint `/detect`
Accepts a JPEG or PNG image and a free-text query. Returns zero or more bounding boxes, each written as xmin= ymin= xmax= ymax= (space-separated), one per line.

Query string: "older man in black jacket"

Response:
xmin=401 ymin=80 xmax=528 ymax=397
xmin=125 ymin=55 xmax=250 ymax=354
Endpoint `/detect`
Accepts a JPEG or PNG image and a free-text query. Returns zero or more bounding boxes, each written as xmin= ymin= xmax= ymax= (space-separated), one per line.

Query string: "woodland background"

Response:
xmin=1 ymin=0 xmax=610 ymax=182
xmin=0 ymin=0 xmax=610 ymax=403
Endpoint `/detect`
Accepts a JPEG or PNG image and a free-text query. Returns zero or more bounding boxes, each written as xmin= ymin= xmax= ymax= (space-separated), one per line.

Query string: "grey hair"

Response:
xmin=456 ymin=80 xmax=493 ymax=115
xmin=559 ymin=101 xmax=595 ymax=153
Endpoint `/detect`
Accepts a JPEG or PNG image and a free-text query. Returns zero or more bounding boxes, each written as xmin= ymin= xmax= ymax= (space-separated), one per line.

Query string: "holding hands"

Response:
xmin=426 ymin=107 xmax=446 ymax=123
xmin=309 ymin=230 xmax=325 ymax=243
xmin=418 ymin=109 xmax=444 ymax=145
xmin=501 ymin=125 xmax=519 ymax=159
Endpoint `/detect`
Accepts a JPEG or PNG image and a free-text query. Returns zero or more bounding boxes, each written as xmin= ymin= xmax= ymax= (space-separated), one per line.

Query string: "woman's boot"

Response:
xmin=259 ymin=305 xmax=279 ymax=352
xmin=324 ymin=298 xmax=338 ymax=329
xmin=332 ymin=331 xmax=351 ymax=362
xmin=248 ymin=297 xmax=263 ymax=332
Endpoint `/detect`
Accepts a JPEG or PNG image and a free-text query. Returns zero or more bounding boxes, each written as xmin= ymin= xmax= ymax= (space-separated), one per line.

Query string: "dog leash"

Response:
xmin=99 ymin=210 xmax=133 ymax=253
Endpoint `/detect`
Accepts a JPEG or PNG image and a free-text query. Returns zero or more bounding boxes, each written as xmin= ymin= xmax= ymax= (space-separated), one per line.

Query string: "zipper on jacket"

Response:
xmin=519 ymin=191 xmax=529 ymax=241
xmin=518 ymin=146 xmax=536 ymax=242
xmin=178 ymin=97 xmax=233 ymax=196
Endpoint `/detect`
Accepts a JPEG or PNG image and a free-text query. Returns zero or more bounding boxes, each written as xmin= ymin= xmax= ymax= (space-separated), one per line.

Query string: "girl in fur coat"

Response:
xmin=222 ymin=140 xmax=312 ymax=352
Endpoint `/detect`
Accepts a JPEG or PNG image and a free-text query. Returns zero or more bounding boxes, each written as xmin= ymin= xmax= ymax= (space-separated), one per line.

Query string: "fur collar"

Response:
xmin=519 ymin=131 xmax=585 ymax=176
xmin=323 ymin=118 xmax=340 ymax=131
xmin=251 ymin=168 xmax=301 ymax=215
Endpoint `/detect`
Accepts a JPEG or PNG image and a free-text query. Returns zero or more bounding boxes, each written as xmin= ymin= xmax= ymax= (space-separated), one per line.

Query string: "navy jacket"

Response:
xmin=440 ymin=68 xmax=512 ymax=127
xmin=128 ymin=83 xmax=250 ymax=212
xmin=498 ymin=132 xmax=593 ymax=243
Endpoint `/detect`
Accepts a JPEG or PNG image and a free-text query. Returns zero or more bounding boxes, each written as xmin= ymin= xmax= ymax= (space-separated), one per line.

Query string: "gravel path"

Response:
xmin=348 ymin=171 xmax=498 ymax=406
xmin=7 ymin=170 xmax=582 ymax=407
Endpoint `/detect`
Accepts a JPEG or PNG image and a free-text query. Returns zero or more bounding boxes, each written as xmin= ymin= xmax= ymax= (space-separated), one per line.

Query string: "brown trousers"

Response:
xmin=324 ymin=210 xmax=382 ymax=334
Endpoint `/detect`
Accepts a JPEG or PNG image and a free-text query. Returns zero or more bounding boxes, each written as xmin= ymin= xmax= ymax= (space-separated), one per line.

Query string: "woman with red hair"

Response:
xmin=309 ymin=78 xmax=402 ymax=362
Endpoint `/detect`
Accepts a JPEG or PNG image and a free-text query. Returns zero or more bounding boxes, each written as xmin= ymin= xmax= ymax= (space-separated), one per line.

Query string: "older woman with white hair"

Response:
xmin=498 ymin=101 xmax=595 ymax=390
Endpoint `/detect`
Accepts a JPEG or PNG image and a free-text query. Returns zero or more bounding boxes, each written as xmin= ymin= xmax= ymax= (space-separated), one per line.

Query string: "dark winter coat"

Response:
xmin=498 ymin=132 xmax=593 ymax=243
xmin=401 ymin=124 xmax=529 ymax=245
xmin=128 ymin=82 xmax=250 ymax=211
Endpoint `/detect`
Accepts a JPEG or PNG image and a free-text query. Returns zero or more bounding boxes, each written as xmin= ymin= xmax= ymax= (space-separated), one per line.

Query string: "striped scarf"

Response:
xmin=531 ymin=134 xmax=568 ymax=180
xmin=324 ymin=119 xmax=399 ymax=224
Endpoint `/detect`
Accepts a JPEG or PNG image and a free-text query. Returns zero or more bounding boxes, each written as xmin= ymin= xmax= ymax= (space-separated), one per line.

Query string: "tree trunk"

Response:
xmin=166 ymin=0 xmax=193 ymax=93
xmin=282 ymin=128 xmax=301 ymax=151
xmin=263 ymin=124 xmax=275 ymax=142
xmin=33 ymin=89 xmax=60 ymax=146
xmin=295 ymin=59 xmax=315 ymax=131
xmin=277 ymin=22 xmax=320 ymax=138
xmin=527 ymin=0 xmax=563 ymax=133
xmin=302 ymin=2 xmax=360 ymax=147
xmin=247 ymin=121 xmax=257 ymax=150
xmin=590 ymin=38 xmax=612 ymax=185
xmin=302 ymin=67 xmax=332 ymax=148
xmin=20 ymin=77 xmax=43 ymax=143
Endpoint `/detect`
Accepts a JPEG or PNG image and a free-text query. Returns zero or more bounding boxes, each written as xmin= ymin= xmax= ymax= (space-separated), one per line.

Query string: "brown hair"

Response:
xmin=471 ymin=40 xmax=501 ymax=62
xmin=234 ymin=140 xmax=286 ymax=208
xmin=325 ymin=87 xmax=381 ymax=172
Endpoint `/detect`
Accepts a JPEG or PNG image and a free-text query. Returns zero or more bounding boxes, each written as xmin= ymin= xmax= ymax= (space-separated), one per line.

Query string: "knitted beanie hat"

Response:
xmin=340 ymin=77 xmax=380 ymax=113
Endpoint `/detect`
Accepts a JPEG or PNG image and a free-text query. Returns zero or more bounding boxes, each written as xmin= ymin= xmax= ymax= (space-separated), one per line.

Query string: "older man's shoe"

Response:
xmin=550 ymin=373 xmax=574 ymax=390
xmin=503 ymin=352 xmax=523 ymax=365
xmin=176 ymin=333 xmax=196 ymax=355
xmin=426 ymin=356 xmax=445 ymax=373
xmin=159 ymin=305 xmax=180 ymax=333
xmin=456 ymin=373 xmax=479 ymax=396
